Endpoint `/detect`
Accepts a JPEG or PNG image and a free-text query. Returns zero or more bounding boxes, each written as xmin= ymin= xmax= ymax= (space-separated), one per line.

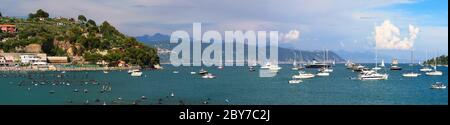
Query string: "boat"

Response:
xmin=128 ymin=69 xmax=140 ymax=74
xmin=402 ymin=50 xmax=421 ymax=78
xmin=61 ymin=71 xmax=66 ymax=74
xmin=291 ymin=52 xmax=305 ymax=70
xmin=173 ymin=71 xmax=179 ymax=74
xmin=170 ymin=92 xmax=175 ymax=97
xmin=261 ymin=62 xmax=282 ymax=72
xmin=131 ymin=70 xmax=143 ymax=77
xmin=190 ymin=72 xmax=197 ymax=75
xmin=292 ymin=71 xmax=315 ymax=79
xmin=217 ymin=65 xmax=224 ymax=69
xmin=359 ymin=72 xmax=389 ymax=80
xmin=431 ymin=82 xmax=447 ymax=89
xmin=316 ymin=72 xmax=330 ymax=77
xmin=103 ymin=70 xmax=109 ymax=74
xmin=420 ymin=67 xmax=433 ymax=72
xmin=288 ymin=79 xmax=303 ymax=84
xmin=373 ymin=48 xmax=381 ymax=71
xmin=390 ymin=58 xmax=402 ymax=70
xmin=380 ymin=59 xmax=385 ymax=67
xmin=199 ymin=68 xmax=209 ymax=75
xmin=305 ymin=60 xmax=329 ymax=68
xmin=426 ymin=54 xmax=443 ymax=76
xmin=403 ymin=72 xmax=421 ymax=77
xmin=201 ymin=73 xmax=216 ymax=79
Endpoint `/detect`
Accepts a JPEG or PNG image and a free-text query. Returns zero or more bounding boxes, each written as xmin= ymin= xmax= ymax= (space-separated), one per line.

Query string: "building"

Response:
xmin=20 ymin=54 xmax=47 ymax=65
xmin=0 ymin=24 xmax=16 ymax=33
xmin=0 ymin=54 xmax=18 ymax=66
xmin=47 ymin=56 xmax=69 ymax=64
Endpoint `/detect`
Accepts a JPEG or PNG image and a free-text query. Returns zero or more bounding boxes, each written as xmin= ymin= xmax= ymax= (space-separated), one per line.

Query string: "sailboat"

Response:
xmin=380 ymin=59 xmax=385 ymax=67
xmin=402 ymin=50 xmax=421 ymax=77
xmin=373 ymin=48 xmax=381 ymax=70
xmin=359 ymin=47 xmax=389 ymax=80
xmin=291 ymin=51 xmax=304 ymax=70
xmin=420 ymin=50 xmax=433 ymax=72
xmin=426 ymin=52 xmax=443 ymax=76
xmin=319 ymin=49 xmax=333 ymax=73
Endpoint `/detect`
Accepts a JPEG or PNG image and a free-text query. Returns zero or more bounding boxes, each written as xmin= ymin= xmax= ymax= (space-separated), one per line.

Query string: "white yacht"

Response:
xmin=292 ymin=71 xmax=315 ymax=79
xmin=201 ymin=73 xmax=216 ymax=79
xmin=316 ymin=72 xmax=330 ymax=77
xmin=431 ymin=82 xmax=447 ymax=89
xmin=130 ymin=70 xmax=143 ymax=77
xmin=426 ymin=55 xmax=443 ymax=76
xmin=402 ymin=50 xmax=421 ymax=78
xmin=359 ymin=72 xmax=389 ymax=80
xmin=261 ymin=62 xmax=282 ymax=72
xmin=288 ymin=79 xmax=303 ymax=84
xmin=420 ymin=67 xmax=433 ymax=72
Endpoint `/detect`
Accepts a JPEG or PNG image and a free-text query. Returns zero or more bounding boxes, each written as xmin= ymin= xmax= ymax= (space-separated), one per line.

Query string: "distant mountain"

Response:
xmin=136 ymin=34 xmax=345 ymax=64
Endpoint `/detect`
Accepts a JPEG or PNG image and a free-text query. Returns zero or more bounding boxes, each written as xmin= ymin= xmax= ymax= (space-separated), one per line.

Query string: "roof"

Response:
xmin=0 ymin=24 xmax=15 ymax=27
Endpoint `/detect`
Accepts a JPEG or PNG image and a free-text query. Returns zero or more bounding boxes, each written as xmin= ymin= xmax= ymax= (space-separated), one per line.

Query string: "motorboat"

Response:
xmin=359 ymin=72 xmax=389 ymax=80
xmin=402 ymin=72 xmax=421 ymax=77
xmin=431 ymin=82 xmax=447 ymax=89
xmin=288 ymin=79 xmax=303 ymax=84
xmin=292 ymin=71 xmax=315 ymax=79
xmin=199 ymin=68 xmax=209 ymax=75
xmin=426 ymin=70 xmax=443 ymax=76
xmin=201 ymin=73 xmax=216 ymax=79
xmin=419 ymin=67 xmax=433 ymax=72
xmin=131 ymin=70 xmax=143 ymax=77
xmin=316 ymin=72 xmax=330 ymax=77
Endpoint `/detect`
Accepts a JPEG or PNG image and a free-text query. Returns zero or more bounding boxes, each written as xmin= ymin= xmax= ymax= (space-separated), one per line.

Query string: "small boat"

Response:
xmin=173 ymin=71 xmax=179 ymax=74
xmin=402 ymin=72 xmax=421 ymax=77
xmin=202 ymin=73 xmax=216 ymax=79
xmin=190 ymin=72 xmax=197 ymax=75
xmin=103 ymin=102 xmax=107 ymax=105
xmin=170 ymin=92 xmax=175 ymax=97
xmin=83 ymin=89 xmax=88 ymax=93
xmin=49 ymin=90 xmax=55 ymax=94
xmin=141 ymin=96 xmax=147 ymax=100
xmin=420 ymin=67 xmax=433 ymax=72
xmin=74 ymin=89 xmax=79 ymax=92
xmin=426 ymin=55 xmax=443 ymax=76
xmin=249 ymin=66 xmax=256 ymax=72
xmin=199 ymin=68 xmax=209 ymax=75
xmin=131 ymin=70 xmax=143 ymax=77
xmin=61 ymin=71 xmax=66 ymax=74
xmin=319 ymin=67 xmax=333 ymax=73
xmin=316 ymin=72 xmax=330 ymax=77
xmin=292 ymin=71 xmax=315 ymax=79
xmin=217 ymin=66 xmax=224 ymax=69
xmin=288 ymin=79 xmax=303 ymax=84
xmin=431 ymin=82 xmax=447 ymax=89
xmin=390 ymin=58 xmax=402 ymax=70
xmin=380 ymin=59 xmax=385 ymax=67
xmin=359 ymin=72 xmax=389 ymax=80
xmin=103 ymin=71 xmax=109 ymax=74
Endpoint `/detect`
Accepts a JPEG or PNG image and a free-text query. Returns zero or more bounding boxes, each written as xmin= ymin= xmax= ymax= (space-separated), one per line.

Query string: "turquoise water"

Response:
xmin=0 ymin=64 xmax=447 ymax=105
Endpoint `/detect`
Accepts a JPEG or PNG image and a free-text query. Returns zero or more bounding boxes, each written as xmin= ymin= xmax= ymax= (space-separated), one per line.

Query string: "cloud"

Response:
xmin=374 ymin=20 xmax=420 ymax=50
xmin=280 ymin=30 xmax=300 ymax=43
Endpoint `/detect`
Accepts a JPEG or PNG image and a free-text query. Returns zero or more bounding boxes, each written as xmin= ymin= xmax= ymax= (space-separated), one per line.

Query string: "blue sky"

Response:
xmin=0 ymin=0 xmax=448 ymax=61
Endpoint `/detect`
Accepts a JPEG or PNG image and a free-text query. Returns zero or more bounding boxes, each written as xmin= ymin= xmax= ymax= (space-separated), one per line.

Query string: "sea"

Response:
xmin=0 ymin=64 xmax=447 ymax=105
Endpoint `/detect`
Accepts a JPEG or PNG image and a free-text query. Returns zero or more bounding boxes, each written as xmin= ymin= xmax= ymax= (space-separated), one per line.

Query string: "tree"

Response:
xmin=0 ymin=12 xmax=2 ymax=17
xmin=87 ymin=19 xmax=97 ymax=27
xmin=77 ymin=15 xmax=87 ymax=23
xmin=29 ymin=9 xmax=49 ymax=19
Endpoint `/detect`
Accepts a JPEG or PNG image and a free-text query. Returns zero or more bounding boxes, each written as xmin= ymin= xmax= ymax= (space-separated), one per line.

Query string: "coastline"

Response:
xmin=0 ymin=65 xmax=140 ymax=72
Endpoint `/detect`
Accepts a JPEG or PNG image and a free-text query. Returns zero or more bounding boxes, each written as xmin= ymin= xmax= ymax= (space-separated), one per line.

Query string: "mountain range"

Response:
xmin=136 ymin=33 xmax=346 ymax=64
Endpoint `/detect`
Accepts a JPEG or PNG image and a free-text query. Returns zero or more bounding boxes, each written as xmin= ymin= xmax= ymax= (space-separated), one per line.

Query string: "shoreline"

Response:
xmin=0 ymin=66 xmax=140 ymax=72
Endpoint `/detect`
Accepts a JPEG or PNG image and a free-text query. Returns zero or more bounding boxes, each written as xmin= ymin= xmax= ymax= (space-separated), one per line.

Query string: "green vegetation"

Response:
xmin=0 ymin=9 xmax=159 ymax=67
xmin=424 ymin=55 xmax=448 ymax=66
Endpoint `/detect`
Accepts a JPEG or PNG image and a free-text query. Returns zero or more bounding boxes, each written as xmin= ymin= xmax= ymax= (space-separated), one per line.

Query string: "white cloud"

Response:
xmin=280 ymin=30 xmax=300 ymax=43
xmin=375 ymin=20 xmax=420 ymax=50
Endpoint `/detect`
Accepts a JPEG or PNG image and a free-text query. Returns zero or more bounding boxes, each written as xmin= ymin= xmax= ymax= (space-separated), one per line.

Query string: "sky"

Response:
xmin=0 ymin=0 xmax=448 ymax=62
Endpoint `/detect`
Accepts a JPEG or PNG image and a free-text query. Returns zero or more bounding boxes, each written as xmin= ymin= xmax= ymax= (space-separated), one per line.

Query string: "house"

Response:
xmin=47 ymin=56 xmax=69 ymax=64
xmin=0 ymin=24 xmax=16 ymax=33
xmin=0 ymin=55 xmax=6 ymax=65
xmin=20 ymin=54 xmax=47 ymax=65
xmin=0 ymin=54 xmax=18 ymax=66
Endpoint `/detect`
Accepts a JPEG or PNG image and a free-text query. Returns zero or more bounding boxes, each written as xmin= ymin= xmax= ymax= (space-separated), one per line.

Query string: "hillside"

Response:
xmin=0 ymin=9 xmax=159 ymax=66
xmin=424 ymin=55 xmax=448 ymax=66
xmin=136 ymin=34 xmax=345 ymax=64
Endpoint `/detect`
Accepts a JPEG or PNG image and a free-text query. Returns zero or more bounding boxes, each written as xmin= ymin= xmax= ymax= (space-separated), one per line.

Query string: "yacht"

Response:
xmin=288 ymin=79 xmax=303 ymax=84
xmin=292 ymin=71 xmax=315 ymax=79
xmin=420 ymin=67 xmax=433 ymax=72
xmin=103 ymin=70 xmax=109 ymax=74
xmin=199 ymin=68 xmax=209 ymax=75
xmin=431 ymin=82 xmax=447 ymax=89
xmin=305 ymin=60 xmax=329 ymax=68
xmin=359 ymin=72 xmax=389 ymax=80
xmin=261 ymin=62 xmax=282 ymax=72
xmin=316 ymin=72 xmax=330 ymax=77
xmin=131 ymin=70 xmax=143 ymax=77
xmin=426 ymin=54 xmax=443 ymax=76
xmin=201 ymin=73 xmax=216 ymax=79
xmin=380 ymin=59 xmax=385 ymax=67
xmin=402 ymin=50 xmax=421 ymax=78
xmin=390 ymin=58 xmax=402 ymax=70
